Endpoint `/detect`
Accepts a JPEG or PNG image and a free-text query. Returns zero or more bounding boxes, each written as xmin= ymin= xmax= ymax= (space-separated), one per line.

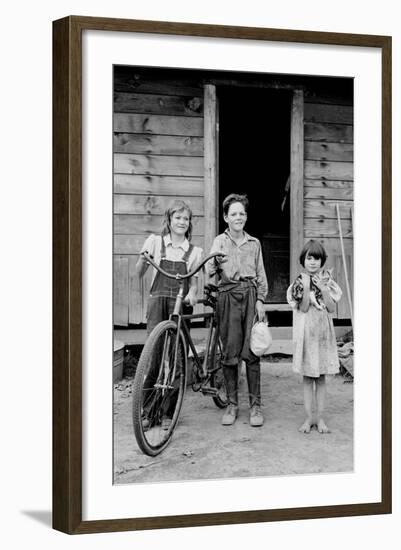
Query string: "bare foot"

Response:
xmin=298 ymin=418 xmax=313 ymax=433
xmin=317 ymin=419 xmax=330 ymax=433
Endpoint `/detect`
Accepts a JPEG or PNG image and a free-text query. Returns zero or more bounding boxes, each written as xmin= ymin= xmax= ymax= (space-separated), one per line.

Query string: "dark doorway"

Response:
xmin=218 ymin=87 xmax=292 ymax=302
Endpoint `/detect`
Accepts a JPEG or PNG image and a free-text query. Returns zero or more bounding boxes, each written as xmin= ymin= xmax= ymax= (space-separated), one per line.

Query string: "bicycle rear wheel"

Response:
xmin=210 ymin=342 xmax=228 ymax=409
xmin=132 ymin=320 xmax=187 ymax=456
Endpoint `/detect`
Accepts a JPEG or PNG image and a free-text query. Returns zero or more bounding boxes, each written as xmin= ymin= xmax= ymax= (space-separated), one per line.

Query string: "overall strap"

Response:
xmin=160 ymin=234 xmax=166 ymax=259
xmin=182 ymin=242 xmax=194 ymax=263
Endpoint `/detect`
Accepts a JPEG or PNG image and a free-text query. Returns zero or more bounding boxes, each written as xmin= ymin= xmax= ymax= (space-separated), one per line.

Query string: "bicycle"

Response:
xmin=132 ymin=251 xmax=228 ymax=456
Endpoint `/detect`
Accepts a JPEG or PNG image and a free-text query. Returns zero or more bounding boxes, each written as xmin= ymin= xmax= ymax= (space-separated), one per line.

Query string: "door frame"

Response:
xmin=204 ymin=83 xmax=304 ymax=293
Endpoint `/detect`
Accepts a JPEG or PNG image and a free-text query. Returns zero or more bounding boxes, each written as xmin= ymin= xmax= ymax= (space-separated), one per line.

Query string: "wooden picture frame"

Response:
xmin=53 ymin=16 xmax=391 ymax=534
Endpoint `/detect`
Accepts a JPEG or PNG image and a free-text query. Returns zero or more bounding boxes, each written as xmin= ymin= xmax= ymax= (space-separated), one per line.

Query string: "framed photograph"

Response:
xmin=53 ymin=16 xmax=391 ymax=534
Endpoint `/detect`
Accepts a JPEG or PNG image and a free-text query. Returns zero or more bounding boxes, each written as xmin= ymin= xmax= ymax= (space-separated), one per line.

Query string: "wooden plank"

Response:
xmin=114 ymin=73 xmax=201 ymax=96
xmin=304 ymin=199 xmax=353 ymax=219
xmin=127 ymin=255 xmax=143 ymax=324
xmin=310 ymin=237 xmax=353 ymax=256
xmin=290 ymin=89 xmax=304 ymax=282
xmin=304 ymin=122 xmax=353 ymax=143
xmin=114 ymin=174 xmax=203 ymax=196
xmin=304 ymin=160 xmax=353 ymax=180
xmin=113 ymin=133 xmax=203 ymax=156
xmin=304 ymin=92 xmax=353 ymax=106
xmin=114 ymin=194 xmax=204 ymax=216
xmin=304 ymin=141 xmax=353 ymax=162
xmin=114 ymin=92 xmax=203 ymax=117
xmin=304 ymin=178 xmax=353 ymax=188
xmin=304 ymin=218 xmax=353 ymax=238
xmin=114 ymin=153 xmax=203 ymax=177
xmin=203 ymin=84 xmax=218 ymax=254
xmin=115 ymin=234 xmax=204 ymax=255
xmin=114 ymin=113 xmax=204 ymax=136
xmin=304 ymin=103 xmax=353 ymax=124
xmin=304 ymin=186 xmax=353 ymax=200
xmin=113 ymin=257 xmax=129 ymax=326
xmin=114 ymin=214 xmax=204 ymax=236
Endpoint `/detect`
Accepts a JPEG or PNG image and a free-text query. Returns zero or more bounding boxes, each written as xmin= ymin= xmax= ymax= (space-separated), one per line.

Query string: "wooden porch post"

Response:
xmin=203 ymin=84 xmax=218 ymax=253
xmin=290 ymin=89 xmax=304 ymax=282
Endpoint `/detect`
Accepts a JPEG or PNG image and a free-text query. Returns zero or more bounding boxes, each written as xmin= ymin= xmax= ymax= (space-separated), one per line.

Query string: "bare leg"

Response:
xmin=316 ymin=375 xmax=330 ymax=433
xmin=299 ymin=376 xmax=314 ymax=433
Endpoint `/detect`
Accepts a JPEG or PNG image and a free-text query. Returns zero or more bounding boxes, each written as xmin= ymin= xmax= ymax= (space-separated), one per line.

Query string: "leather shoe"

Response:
xmin=222 ymin=404 xmax=239 ymax=426
xmin=250 ymin=405 xmax=264 ymax=427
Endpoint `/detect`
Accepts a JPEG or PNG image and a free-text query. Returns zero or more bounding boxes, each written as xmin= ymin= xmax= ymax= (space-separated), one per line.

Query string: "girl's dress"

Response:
xmin=287 ymin=272 xmax=342 ymax=377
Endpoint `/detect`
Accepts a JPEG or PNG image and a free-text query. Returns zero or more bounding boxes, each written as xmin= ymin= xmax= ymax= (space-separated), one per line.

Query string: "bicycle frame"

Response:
xmin=169 ymin=280 xmax=219 ymax=389
xmin=140 ymin=250 xmax=224 ymax=388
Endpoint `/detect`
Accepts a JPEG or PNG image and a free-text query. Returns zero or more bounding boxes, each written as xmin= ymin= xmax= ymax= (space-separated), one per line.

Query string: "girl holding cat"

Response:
xmin=287 ymin=240 xmax=342 ymax=434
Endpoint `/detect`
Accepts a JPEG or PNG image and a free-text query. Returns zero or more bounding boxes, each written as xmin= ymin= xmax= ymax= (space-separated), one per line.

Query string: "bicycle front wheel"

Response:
xmin=132 ymin=320 xmax=187 ymax=456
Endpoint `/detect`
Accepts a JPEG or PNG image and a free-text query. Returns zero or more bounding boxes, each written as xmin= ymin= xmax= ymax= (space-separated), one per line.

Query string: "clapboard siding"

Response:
xmin=114 ymin=75 xmax=201 ymax=96
xmin=304 ymin=103 xmax=353 ymax=124
xmin=114 ymin=257 xmax=129 ymax=326
xmin=304 ymin=92 xmax=353 ymax=107
xmin=113 ymin=69 xmax=354 ymax=324
xmin=114 ymin=175 xmax=203 ymax=196
xmin=114 ymin=153 xmax=204 ymax=177
xmin=114 ymin=134 xmax=204 ymax=156
xmin=114 ymin=92 xmax=203 ymax=117
xmin=304 ymin=141 xmax=353 ymax=162
xmin=304 ymin=186 xmax=353 ymax=200
xmin=304 ymin=160 xmax=353 ymax=181
xmin=114 ymin=195 xmax=204 ymax=216
xmin=304 ymin=100 xmax=353 ymax=319
xmin=304 ymin=200 xmax=353 ymax=220
xmin=304 ymin=123 xmax=353 ymax=143
xmin=114 ymin=214 xmax=204 ymax=235
xmin=113 ymin=71 xmax=206 ymax=324
xmin=304 ymin=218 xmax=353 ymax=238
xmin=114 ymin=113 xmax=204 ymax=136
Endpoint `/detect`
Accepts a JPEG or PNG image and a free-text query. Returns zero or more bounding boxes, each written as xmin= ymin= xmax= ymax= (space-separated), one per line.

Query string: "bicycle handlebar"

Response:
xmin=141 ymin=250 xmax=226 ymax=280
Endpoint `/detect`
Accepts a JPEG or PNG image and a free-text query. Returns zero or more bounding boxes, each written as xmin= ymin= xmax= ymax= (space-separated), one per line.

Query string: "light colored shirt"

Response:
xmin=206 ymin=229 xmax=268 ymax=302
xmin=140 ymin=234 xmax=203 ymax=286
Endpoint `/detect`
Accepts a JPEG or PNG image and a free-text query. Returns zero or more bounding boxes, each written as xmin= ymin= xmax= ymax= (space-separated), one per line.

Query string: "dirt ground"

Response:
xmin=113 ymin=360 xmax=353 ymax=485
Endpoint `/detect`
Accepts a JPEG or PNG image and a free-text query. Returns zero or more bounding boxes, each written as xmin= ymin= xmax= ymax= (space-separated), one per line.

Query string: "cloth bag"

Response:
xmin=250 ymin=316 xmax=272 ymax=357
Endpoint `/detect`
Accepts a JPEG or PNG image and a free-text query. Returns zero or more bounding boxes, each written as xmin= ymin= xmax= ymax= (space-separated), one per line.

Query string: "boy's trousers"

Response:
xmin=217 ymin=282 xmax=261 ymax=407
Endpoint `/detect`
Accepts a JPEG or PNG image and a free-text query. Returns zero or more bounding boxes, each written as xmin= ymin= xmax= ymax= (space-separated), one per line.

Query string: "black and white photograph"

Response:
xmin=112 ymin=64 xmax=355 ymax=484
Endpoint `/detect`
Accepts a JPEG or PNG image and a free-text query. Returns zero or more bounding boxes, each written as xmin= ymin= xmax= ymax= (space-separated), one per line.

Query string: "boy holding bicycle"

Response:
xmin=207 ymin=194 xmax=268 ymax=427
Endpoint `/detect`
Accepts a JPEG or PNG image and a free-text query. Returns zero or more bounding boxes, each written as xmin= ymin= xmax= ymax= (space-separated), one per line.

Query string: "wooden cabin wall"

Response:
xmin=113 ymin=71 xmax=205 ymax=325
xmin=303 ymin=92 xmax=353 ymax=319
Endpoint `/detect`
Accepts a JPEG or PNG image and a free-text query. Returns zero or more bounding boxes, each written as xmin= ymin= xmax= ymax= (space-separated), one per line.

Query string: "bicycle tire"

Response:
xmin=132 ymin=320 xmax=187 ymax=456
xmin=210 ymin=343 xmax=228 ymax=409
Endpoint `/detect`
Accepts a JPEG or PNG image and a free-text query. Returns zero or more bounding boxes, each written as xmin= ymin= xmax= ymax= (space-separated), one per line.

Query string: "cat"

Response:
xmin=291 ymin=268 xmax=334 ymax=310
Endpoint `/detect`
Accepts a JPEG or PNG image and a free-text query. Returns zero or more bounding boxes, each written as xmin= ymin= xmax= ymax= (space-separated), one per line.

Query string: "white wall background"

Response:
xmin=0 ymin=0 xmax=399 ymax=547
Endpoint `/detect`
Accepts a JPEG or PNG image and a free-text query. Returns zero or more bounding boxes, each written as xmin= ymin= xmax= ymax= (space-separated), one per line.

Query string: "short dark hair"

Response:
xmin=222 ymin=193 xmax=249 ymax=216
xmin=299 ymin=239 xmax=328 ymax=267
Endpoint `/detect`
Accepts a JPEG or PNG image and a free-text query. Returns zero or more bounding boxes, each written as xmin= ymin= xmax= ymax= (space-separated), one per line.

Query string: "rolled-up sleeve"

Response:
xmin=206 ymin=236 xmax=222 ymax=278
xmin=255 ymin=240 xmax=268 ymax=302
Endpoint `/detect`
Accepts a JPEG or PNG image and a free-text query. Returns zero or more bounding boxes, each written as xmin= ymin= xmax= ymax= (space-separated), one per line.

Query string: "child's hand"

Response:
xmin=311 ymin=274 xmax=328 ymax=292
xmin=255 ymin=300 xmax=265 ymax=322
xmin=184 ymin=289 xmax=197 ymax=307
xmin=214 ymin=253 xmax=228 ymax=264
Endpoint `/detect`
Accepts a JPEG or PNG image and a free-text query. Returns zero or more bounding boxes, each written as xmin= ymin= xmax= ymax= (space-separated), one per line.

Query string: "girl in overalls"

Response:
xmin=136 ymin=200 xmax=203 ymax=428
